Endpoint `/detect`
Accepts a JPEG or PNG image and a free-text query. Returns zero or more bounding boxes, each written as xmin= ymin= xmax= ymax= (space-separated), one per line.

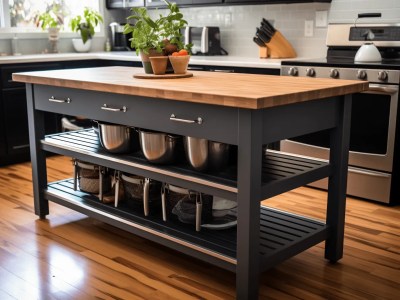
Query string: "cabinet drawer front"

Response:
xmin=34 ymin=85 xmax=239 ymax=144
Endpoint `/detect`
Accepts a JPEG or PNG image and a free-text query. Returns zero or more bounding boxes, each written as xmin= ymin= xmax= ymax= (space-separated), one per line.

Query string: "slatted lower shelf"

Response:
xmin=42 ymin=129 xmax=331 ymax=200
xmin=45 ymin=179 xmax=329 ymax=273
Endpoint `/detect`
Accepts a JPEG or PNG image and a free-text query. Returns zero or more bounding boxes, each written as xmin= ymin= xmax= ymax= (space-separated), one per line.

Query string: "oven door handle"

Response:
xmin=365 ymin=84 xmax=398 ymax=95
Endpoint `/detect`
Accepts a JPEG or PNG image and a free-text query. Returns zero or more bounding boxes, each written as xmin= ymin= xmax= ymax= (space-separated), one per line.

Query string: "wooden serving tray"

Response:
xmin=133 ymin=72 xmax=193 ymax=79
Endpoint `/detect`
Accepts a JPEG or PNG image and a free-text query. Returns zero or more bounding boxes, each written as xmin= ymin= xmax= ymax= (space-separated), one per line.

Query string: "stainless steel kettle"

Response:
xmin=354 ymin=13 xmax=382 ymax=63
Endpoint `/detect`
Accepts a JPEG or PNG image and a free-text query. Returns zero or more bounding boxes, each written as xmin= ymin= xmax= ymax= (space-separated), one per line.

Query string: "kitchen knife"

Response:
xmin=253 ymin=36 xmax=266 ymax=48
xmin=256 ymin=28 xmax=271 ymax=44
xmin=262 ymin=18 xmax=276 ymax=33
xmin=259 ymin=26 xmax=273 ymax=39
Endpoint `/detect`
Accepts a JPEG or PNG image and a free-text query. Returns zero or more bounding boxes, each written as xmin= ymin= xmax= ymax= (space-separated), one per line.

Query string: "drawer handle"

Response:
xmin=12 ymin=144 xmax=30 ymax=150
xmin=49 ymin=96 xmax=71 ymax=103
xmin=101 ymin=104 xmax=127 ymax=112
xmin=170 ymin=114 xmax=203 ymax=125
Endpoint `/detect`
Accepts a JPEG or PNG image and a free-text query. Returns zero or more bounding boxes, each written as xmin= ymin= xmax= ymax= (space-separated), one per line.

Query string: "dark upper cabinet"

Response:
xmin=145 ymin=0 xmax=192 ymax=7
xmin=225 ymin=0 xmax=330 ymax=2
xmin=106 ymin=0 xmax=144 ymax=9
xmin=127 ymin=0 xmax=145 ymax=7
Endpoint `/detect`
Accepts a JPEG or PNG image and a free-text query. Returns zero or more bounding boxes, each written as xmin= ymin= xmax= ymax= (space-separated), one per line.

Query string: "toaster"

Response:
xmin=183 ymin=26 xmax=228 ymax=55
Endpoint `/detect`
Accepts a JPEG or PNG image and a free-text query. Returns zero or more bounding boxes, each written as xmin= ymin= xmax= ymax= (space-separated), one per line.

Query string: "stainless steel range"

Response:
xmin=281 ymin=22 xmax=400 ymax=205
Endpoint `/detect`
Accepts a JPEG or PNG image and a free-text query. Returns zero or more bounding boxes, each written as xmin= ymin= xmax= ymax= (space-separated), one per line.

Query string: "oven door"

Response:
xmin=281 ymin=83 xmax=399 ymax=173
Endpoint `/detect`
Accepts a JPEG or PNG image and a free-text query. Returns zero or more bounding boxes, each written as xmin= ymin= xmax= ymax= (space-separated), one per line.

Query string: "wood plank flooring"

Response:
xmin=0 ymin=155 xmax=399 ymax=299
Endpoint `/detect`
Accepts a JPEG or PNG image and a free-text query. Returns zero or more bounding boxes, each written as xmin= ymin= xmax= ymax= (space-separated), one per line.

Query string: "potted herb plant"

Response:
xmin=69 ymin=7 xmax=103 ymax=52
xmin=35 ymin=4 xmax=64 ymax=53
xmin=123 ymin=0 xmax=191 ymax=74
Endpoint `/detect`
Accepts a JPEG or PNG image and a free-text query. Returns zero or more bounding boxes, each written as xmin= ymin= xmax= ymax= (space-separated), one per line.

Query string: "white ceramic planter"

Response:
xmin=72 ymin=38 xmax=92 ymax=53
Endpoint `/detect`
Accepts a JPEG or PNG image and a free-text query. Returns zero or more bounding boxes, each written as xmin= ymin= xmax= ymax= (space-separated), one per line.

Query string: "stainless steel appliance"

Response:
xmin=183 ymin=26 xmax=228 ymax=55
xmin=109 ymin=22 xmax=131 ymax=51
xmin=281 ymin=22 xmax=400 ymax=204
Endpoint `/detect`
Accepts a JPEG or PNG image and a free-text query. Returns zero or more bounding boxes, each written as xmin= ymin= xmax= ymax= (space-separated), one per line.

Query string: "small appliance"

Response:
xmin=183 ymin=26 xmax=228 ymax=55
xmin=109 ymin=22 xmax=131 ymax=51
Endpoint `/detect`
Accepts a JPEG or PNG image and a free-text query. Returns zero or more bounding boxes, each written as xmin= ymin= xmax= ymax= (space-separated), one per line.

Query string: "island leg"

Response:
xmin=236 ymin=110 xmax=263 ymax=299
xmin=325 ymin=95 xmax=352 ymax=262
xmin=26 ymin=83 xmax=49 ymax=219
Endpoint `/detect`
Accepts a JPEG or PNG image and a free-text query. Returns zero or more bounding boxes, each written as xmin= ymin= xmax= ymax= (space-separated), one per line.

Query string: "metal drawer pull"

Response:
xmin=12 ymin=144 xmax=30 ymax=150
xmin=49 ymin=96 xmax=71 ymax=103
xmin=170 ymin=114 xmax=203 ymax=124
xmin=101 ymin=104 xmax=127 ymax=112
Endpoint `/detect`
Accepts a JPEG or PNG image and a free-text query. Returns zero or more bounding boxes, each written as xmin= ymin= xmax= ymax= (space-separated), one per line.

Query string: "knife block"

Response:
xmin=259 ymin=47 xmax=268 ymax=58
xmin=260 ymin=31 xmax=297 ymax=59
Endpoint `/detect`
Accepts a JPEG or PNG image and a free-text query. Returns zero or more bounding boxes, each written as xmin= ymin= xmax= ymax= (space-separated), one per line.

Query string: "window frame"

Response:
xmin=0 ymin=0 xmax=105 ymax=39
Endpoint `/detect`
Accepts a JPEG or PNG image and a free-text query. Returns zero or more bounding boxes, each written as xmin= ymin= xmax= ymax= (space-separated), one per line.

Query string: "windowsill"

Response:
xmin=0 ymin=30 xmax=105 ymax=39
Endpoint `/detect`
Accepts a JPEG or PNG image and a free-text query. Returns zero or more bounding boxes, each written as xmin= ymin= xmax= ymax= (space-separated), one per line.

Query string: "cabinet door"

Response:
xmin=145 ymin=0 xmax=192 ymax=8
xmin=2 ymin=88 xmax=60 ymax=155
xmin=191 ymin=0 xmax=223 ymax=3
xmin=225 ymin=0 xmax=330 ymax=3
xmin=0 ymin=100 xmax=5 ymax=156
xmin=126 ymin=0 xmax=145 ymax=7
xmin=2 ymin=88 xmax=30 ymax=154
xmin=106 ymin=0 xmax=125 ymax=8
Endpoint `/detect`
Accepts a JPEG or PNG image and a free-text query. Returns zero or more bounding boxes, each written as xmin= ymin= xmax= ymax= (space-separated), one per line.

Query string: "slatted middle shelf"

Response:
xmin=45 ymin=179 xmax=328 ymax=273
xmin=41 ymin=129 xmax=330 ymax=200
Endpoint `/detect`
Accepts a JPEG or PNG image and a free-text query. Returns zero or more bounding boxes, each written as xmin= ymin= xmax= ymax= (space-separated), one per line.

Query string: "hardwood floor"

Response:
xmin=0 ymin=155 xmax=399 ymax=299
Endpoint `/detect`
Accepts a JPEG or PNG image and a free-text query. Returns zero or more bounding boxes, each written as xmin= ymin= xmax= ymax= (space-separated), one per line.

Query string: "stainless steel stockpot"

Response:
xmin=138 ymin=129 xmax=180 ymax=164
xmin=94 ymin=121 xmax=138 ymax=154
xmin=184 ymin=136 xmax=230 ymax=171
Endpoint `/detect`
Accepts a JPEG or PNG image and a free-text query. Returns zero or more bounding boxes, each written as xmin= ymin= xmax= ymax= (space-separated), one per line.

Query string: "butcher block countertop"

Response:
xmin=13 ymin=66 xmax=368 ymax=109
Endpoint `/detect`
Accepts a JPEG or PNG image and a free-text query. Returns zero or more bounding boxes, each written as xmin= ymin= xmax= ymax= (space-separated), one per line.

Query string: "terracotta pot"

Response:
xmin=169 ymin=55 xmax=190 ymax=74
xmin=149 ymin=56 xmax=169 ymax=75
xmin=140 ymin=49 xmax=164 ymax=74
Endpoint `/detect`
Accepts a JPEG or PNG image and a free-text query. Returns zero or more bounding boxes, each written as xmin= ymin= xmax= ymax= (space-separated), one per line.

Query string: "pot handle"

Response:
xmin=143 ymin=178 xmax=150 ymax=217
xmin=161 ymin=183 xmax=167 ymax=222
xmin=114 ymin=171 xmax=120 ymax=208
xmin=195 ymin=194 xmax=203 ymax=232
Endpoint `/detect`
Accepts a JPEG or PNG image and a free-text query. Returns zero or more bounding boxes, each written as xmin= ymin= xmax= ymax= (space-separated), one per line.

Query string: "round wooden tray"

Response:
xmin=133 ymin=72 xmax=193 ymax=79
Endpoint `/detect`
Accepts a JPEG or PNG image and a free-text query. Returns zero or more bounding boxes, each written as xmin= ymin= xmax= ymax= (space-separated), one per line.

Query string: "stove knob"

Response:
xmin=378 ymin=71 xmax=388 ymax=81
xmin=288 ymin=67 xmax=298 ymax=76
xmin=306 ymin=68 xmax=315 ymax=77
xmin=357 ymin=70 xmax=367 ymax=80
xmin=330 ymin=69 xmax=339 ymax=78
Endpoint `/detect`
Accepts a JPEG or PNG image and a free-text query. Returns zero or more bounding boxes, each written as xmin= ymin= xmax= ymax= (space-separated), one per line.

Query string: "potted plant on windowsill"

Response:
xmin=69 ymin=7 xmax=103 ymax=53
xmin=123 ymin=0 xmax=191 ymax=74
xmin=35 ymin=5 xmax=64 ymax=53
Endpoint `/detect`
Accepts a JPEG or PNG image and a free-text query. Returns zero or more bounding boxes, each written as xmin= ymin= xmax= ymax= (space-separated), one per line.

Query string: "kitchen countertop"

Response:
xmin=13 ymin=66 xmax=367 ymax=109
xmin=0 ymin=51 xmax=314 ymax=69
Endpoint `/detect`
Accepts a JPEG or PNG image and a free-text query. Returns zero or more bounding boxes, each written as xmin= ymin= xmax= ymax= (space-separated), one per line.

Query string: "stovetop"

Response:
xmin=281 ymin=57 xmax=400 ymax=70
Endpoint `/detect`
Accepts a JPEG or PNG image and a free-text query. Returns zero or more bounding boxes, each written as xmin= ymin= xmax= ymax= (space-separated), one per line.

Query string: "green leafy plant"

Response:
xmin=35 ymin=3 xmax=64 ymax=30
xmin=123 ymin=0 xmax=191 ymax=55
xmin=70 ymin=7 xmax=103 ymax=44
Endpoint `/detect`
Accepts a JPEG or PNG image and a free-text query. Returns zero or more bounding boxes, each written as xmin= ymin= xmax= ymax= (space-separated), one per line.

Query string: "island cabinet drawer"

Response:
xmin=34 ymin=85 xmax=239 ymax=144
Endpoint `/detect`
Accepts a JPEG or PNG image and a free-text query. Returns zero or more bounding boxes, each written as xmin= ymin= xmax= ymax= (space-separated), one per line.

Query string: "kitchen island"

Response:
xmin=13 ymin=67 xmax=367 ymax=298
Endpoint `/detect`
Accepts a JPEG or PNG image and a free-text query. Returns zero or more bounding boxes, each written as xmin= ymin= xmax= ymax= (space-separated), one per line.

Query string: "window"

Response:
xmin=1 ymin=0 xmax=102 ymax=36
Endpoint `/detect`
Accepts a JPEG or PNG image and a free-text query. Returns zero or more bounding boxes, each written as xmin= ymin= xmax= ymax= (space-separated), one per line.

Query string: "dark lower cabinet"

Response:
xmin=0 ymin=87 xmax=61 ymax=165
xmin=2 ymin=88 xmax=30 ymax=155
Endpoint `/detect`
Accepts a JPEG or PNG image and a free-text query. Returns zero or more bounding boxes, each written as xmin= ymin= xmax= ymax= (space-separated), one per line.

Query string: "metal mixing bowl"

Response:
xmin=184 ymin=136 xmax=230 ymax=171
xmin=94 ymin=121 xmax=138 ymax=153
xmin=138 ymin=129 xmax=180 ymax=164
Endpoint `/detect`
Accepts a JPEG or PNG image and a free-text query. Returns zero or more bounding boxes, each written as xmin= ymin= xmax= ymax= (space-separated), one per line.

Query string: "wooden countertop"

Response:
xmin=13 ymin=66 xmax=368 ymax=109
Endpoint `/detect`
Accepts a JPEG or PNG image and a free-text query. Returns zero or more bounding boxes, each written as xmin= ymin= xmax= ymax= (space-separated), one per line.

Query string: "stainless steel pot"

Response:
xmin=184 ymin=136 xmax=230 ymax=171
xmin=94 ymin=121 xmax=138 ymax=153
xmin=138 ymin=130 xmax=180 ymax=164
